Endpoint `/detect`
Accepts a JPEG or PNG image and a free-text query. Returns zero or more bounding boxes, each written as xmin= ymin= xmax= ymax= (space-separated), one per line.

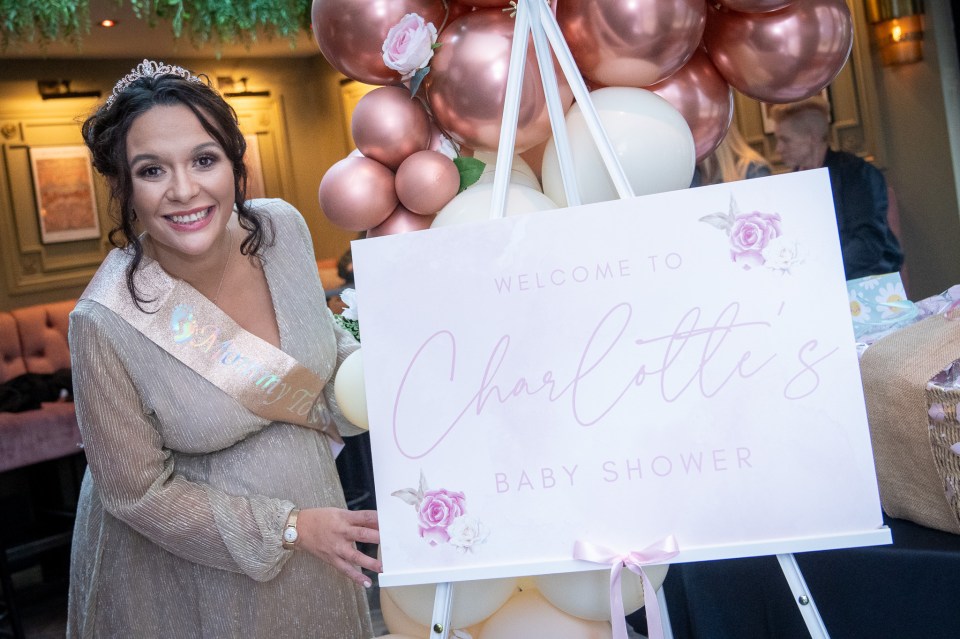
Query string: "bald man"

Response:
xmin=771 ymin=98 xmax=903 ymax=280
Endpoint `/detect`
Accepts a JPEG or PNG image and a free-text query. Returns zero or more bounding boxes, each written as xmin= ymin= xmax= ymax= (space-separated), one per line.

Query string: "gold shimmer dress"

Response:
xmin=66 ymin=200 xmax=373 ymax=638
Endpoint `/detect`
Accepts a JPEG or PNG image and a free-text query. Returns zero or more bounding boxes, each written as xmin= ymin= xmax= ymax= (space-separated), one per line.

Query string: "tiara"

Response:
xmin=105 ymin=59 xmax=202 ymax=109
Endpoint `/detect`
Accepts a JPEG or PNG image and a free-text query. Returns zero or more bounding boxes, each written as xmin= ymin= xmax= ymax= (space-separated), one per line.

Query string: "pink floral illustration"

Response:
xmin=701 ymin=196 xmax=801 ymax=273
xmin=393 ymin=471 xmax=488 ymax=552
xmin=417 ymin=488 xmax=466 ymax=545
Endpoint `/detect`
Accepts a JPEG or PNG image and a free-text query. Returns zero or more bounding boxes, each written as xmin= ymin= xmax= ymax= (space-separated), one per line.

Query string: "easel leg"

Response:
xmin=656 ymin=586 xmax=675 ymax=639
xmin=430 ymin=581 xmax=454 ymax=639
xmin=776 ymin=554 xmax=830 ymax=639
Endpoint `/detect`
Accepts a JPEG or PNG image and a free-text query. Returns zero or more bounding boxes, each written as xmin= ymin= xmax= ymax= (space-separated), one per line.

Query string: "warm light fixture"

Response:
xmin=98 ymin=19 xmax=118 ymax=28
xmin=865 ymin=0 xmax=925 ymax=66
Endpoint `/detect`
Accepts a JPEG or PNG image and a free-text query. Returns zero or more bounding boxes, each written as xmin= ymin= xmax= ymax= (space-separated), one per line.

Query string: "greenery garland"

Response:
xmin=0 ymin=0 xmax=311 ymax=51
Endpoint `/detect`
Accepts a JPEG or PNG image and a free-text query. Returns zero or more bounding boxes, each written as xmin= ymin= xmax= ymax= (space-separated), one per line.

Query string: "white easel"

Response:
xmin=426 ymin=1 xmax=831 ymax=637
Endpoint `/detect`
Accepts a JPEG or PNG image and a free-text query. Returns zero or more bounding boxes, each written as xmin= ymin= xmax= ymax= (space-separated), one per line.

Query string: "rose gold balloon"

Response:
xmin=703 ymin=0 xmax=853 ymax=103
xmin=425 ymin=10 xmax=573 ymax=153
xmin=719 ymin=0 xmax=794 ymax=12
xmin=366 ymin=204 xmax=436 ymax=237
xmin=352 ymin=86 xmax=431 ymax=171
xmin=311 ymin=0 xmax=446 ymax=85
xmin=318 ymin=156 xmax=398 ymax=232
xmin=395 ymin=150 xmax=462 ymax=215
xmin=557 ymin=0 xmax=706 ymax=88
xmin=648 ymin=48 xmax=734 ymax=162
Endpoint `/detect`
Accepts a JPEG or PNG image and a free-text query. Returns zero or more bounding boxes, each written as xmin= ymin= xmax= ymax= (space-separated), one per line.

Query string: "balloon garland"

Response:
xmin=319 ymin=0 xmax=855 ymax=634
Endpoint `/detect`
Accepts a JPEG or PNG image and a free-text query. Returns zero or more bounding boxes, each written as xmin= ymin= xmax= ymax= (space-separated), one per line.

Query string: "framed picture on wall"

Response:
xmin=29 ymin=145 xmax=101 ymax=244
xmin=760 ymin=88 xmax=832 ymax=134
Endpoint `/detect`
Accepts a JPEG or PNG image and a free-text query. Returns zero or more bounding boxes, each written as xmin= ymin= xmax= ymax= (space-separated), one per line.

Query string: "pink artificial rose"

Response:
xmin=417 ymin=488 xmax=466 ymax=545
xmin=729 ymin=211 xmax=782 ymax=269
xmin=382 ymin=13 xmax=438 ymax=79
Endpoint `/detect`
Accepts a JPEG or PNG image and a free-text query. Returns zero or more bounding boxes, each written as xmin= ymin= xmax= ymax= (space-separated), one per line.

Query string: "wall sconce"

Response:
xmin=221 ymin=77 xmax=270 ymax=98
xmin=865 ymin=0 xmax=925 ymax=66
xmin=37 ymin=79 xmax=102 ymax=100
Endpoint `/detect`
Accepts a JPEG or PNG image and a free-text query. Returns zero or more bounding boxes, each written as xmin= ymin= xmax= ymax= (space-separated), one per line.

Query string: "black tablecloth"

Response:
xmin=628 ymin=515 xmax=960 ymax=638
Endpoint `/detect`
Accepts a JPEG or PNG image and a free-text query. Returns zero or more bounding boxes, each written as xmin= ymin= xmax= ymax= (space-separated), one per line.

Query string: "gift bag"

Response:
xmin=860 ymin=313 xmax=960 ymax=534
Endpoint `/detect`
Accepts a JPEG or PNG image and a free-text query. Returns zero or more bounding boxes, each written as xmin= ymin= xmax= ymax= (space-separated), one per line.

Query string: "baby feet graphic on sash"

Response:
xmin=171 ymin=304 xmax=197 ymax=343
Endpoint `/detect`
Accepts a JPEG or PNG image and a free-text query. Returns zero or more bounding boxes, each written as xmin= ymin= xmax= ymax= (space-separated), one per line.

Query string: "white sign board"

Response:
xmin=352 ymin=170 xmax=890 ymax=587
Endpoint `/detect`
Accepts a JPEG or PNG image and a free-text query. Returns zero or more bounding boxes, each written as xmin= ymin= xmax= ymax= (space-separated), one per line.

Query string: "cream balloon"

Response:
xmin=386 ymin=577 xmax=518 ymax=628
xmin=380 ymin=587 xmax=485 ymax=639
xmin=478 ymin=589 xmax=613 ymax=639
xmin=431 ymin=183 xmax=559 ymax=228
xmin=541 ymin=87 xmax=696 ymax=207
xmin=471 ymin=150 xmax=543 ymax=192
xmin=380 ymin=587 xmax=430 ymax=637
xmin=533 ymin=564 xmax=669 ymax=621
xmin=333 ymin=350 xmax=368 ymax=432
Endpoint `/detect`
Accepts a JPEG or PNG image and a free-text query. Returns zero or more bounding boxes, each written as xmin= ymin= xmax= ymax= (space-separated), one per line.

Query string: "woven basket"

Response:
xmin=859 ymin=314 xmax=960 ymax=534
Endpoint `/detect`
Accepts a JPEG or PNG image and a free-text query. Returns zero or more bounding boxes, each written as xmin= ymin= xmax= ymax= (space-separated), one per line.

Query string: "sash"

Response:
xmin=83 ymin=250 xmax=344 ymax=450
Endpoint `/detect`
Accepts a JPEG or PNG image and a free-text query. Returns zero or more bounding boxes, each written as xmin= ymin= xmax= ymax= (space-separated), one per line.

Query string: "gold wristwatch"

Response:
xmin=282 ymin=508 xmax=300 ymax=550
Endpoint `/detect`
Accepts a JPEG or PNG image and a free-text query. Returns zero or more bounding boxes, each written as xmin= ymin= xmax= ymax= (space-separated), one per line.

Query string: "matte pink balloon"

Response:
xmin=557 ymin=0 xmax=707 ymax=88
xmin=718 ymin=0 xmax=794 ymax=12
xmin=703 ymin=0 xmax=853 ymax=104
xmin=311 ymin=0 xmax=447 ymax=85
xmin=366 ymin=204 xmax=436 ymax=237
xmin=352 ymin=86 xmax=431 ymax=171
xmin=395 ymin=150 xmax=461 ymax=215
xmin=426 ymin=10 xmax=573 ymax=153
xmin=648 ymin=48 xmax=734 ymax=162
xmin=318 ymin=156 xmax=398 ymax=232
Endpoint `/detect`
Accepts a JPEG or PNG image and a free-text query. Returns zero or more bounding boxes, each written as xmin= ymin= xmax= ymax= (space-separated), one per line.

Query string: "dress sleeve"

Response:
xmin=271 ymin=199 xmax=364 ymax=437
xmin=70 ymin=302 xmax=295 ymax=582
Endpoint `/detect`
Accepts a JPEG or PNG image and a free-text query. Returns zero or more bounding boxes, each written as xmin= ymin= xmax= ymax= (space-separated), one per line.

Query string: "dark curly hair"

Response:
xmin=82 ymin=66 xmax=271 ymax=307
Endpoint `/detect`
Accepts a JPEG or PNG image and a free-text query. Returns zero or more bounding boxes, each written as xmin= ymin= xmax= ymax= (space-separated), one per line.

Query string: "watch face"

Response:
xmin=283 ymin=527 xmax=298 ymax=544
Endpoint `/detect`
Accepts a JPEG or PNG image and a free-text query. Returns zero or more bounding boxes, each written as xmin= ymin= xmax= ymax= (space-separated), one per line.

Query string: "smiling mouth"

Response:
xmin=167 ymin=207 xmax=213 ymax=225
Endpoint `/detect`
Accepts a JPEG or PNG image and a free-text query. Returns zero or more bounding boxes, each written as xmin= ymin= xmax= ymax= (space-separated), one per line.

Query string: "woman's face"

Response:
xmin=126 ymin=103 xmax=235 ymax=269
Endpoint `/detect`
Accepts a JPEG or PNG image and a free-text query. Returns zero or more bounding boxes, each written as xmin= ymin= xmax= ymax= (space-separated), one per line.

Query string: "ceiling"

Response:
xmin=0 ymin=0 xmax=321 ymax=60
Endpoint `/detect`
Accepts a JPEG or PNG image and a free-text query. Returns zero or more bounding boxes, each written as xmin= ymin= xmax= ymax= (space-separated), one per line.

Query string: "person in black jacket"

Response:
xmin=771 ymin=97 xmax=903 ymax=280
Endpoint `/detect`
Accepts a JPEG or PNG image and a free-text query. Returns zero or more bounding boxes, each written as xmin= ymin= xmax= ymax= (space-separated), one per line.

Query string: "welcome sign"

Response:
xmin=352 ymin=169 xmax=890 ymax=587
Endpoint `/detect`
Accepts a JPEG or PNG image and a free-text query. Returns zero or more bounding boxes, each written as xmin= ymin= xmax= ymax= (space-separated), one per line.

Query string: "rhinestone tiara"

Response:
xmin=105 ymin=59 xmax=203 ymax=109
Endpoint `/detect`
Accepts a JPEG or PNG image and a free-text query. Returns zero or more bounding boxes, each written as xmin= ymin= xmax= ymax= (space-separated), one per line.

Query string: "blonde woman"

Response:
xmin=692 ymin=124 xmax=772 ymax=187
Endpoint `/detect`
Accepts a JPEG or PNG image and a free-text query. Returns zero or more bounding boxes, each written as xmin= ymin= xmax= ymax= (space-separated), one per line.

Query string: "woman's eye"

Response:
xmin=137 ymin=165 xmax=162 ymax=178
xmin=196 ymin=154 xmax=218 ymax=168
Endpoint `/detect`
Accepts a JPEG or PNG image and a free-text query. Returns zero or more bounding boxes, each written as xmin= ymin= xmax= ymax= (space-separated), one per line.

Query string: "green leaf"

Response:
xmin=408 ymin=66 xmax=429 ymax=98
xmin=454 ymin=156 xmax=486 ymax=194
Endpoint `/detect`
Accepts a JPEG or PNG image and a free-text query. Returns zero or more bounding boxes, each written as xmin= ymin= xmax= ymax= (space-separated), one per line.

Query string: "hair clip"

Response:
xmin=105 ymin=59 xmax=202 ymax=109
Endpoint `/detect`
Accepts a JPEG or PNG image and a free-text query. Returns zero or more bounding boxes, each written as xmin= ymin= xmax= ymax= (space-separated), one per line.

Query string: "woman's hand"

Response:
xmin=296 ymin=507 xmax=381 ymax=588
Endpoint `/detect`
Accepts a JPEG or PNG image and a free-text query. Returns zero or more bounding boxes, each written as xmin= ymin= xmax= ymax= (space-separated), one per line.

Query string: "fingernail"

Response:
xmin=363 ymin=580 xmax=372 ymax=589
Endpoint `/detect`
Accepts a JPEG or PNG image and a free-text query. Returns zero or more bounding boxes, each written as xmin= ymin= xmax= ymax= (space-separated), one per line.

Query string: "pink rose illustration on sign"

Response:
xmin=701 ymin=196 xmax=803 ymax=273
xmin=393 ymin=471 xmax=488 ymax=552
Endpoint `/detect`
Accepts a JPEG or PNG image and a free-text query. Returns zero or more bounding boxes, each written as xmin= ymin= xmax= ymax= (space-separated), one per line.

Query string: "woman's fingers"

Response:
xmin=297 ymin=507 xmax=382 ymax=586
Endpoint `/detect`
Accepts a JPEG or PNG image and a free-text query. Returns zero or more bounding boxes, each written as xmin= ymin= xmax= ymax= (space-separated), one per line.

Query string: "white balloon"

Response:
xmin=533 ymin=564 xmax=669 ymax=621
xmin=471 ymin=150 xmax=543 ymax=192
xmin=541 ymin=87 xmax=695 ymax=207
xmin=431 ymin=182 xmax=559 ymax=228
xmin=379 ymin=587 xmax=431 ymax=637
xmin=386 ymin=577 xmax=519 ymax=628
xmin=478 ymin=589 xmax=613 ymax=639
xmin=333 ymin=349 xmax=368 ymax=431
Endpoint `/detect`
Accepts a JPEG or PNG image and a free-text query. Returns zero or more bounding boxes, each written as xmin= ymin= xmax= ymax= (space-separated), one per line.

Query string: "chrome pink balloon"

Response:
xmin=648 ymin=48 xmax=734 ymax=162
xmin=318 ymin=156 xmax=398 ymax=232
xmin=395 ymin=150 xmax=461 ymax=215
xmin=366 ymin=204 xmax=436 ymax=237
xmin=311 ymin=0 xmax=447 ymax=85
xmin=703 ymin=0 xmax=853 ymax=104
xmin=352 ymin=86 xmax=431 ymax=171
xmin=425 ymin=10 xmax=573 ymax=153
xmin=718 ymin=0 xmax=794 ymax=12
xmin=557 ymin=0 xmax=707 ymax=88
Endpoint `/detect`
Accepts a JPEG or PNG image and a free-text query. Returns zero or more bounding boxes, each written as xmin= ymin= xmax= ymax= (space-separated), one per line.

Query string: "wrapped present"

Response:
xmin=860 ymin=309 xmax=960 ymax=533
xmin=848 ymin=272 xmax=917 ymax=345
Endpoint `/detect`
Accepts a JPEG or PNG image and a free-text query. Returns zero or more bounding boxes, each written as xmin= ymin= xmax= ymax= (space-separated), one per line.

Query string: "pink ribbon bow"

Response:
xmin=573 ymin=536 xmax=680 ymax=639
